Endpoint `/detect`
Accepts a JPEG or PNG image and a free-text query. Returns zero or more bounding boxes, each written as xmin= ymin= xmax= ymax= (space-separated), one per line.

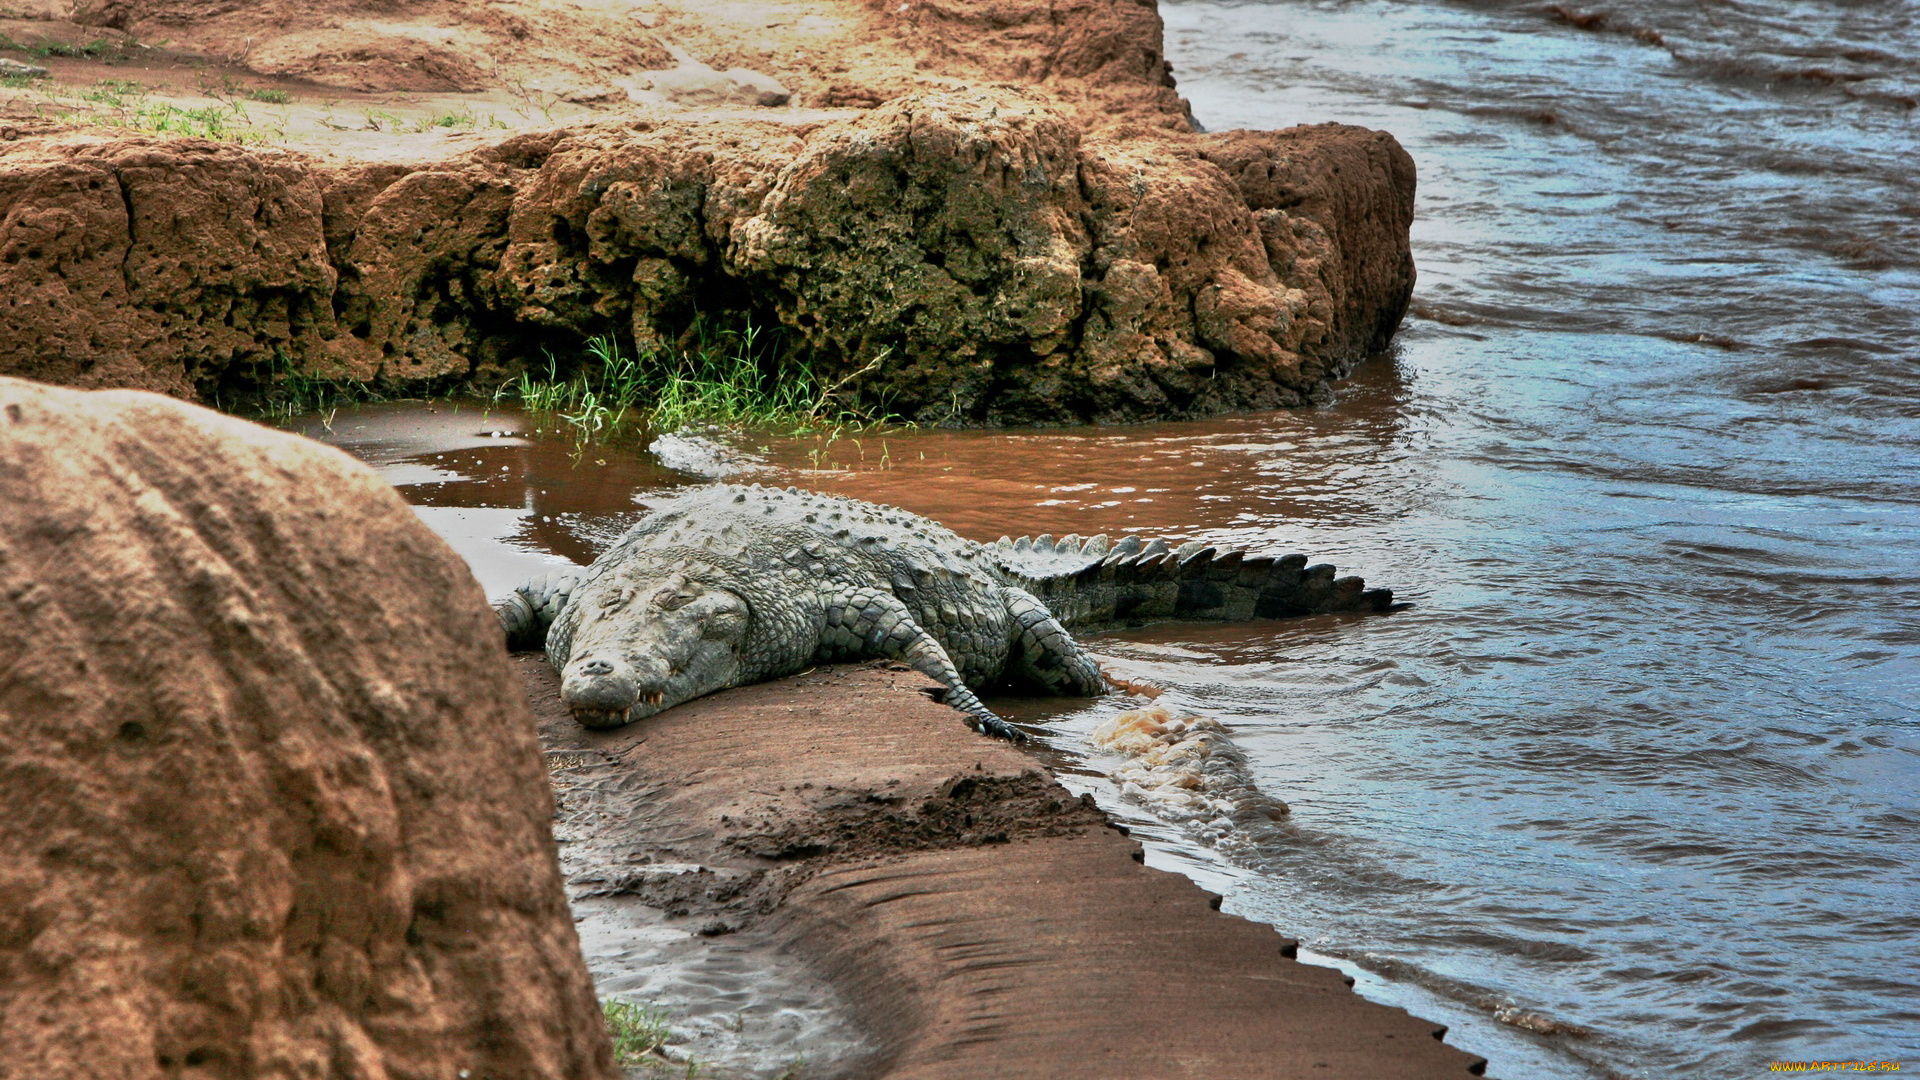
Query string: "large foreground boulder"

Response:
xmin=0 ymin=377 xmax=614 ymax=1080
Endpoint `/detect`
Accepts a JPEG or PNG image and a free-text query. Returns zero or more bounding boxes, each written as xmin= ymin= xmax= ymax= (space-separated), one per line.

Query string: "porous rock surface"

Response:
xmin=0 ymin=377 xmax=614 ymax=1080
xmin=0 ymin=87 xmax=1414 ymax=423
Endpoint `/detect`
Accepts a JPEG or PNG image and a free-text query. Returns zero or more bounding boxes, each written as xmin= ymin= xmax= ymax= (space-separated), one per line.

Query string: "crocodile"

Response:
xmin=494 ymin=483 xmax=1395 ymax=740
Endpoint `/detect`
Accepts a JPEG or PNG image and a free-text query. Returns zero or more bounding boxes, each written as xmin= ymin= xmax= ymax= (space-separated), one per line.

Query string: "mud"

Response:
xmin=526 ymin=654 xmax=1488 ymax=1078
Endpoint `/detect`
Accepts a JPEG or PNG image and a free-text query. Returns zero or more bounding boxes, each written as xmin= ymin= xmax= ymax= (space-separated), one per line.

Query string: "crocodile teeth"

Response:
xmin=570 ymin=706 xmax=632 ymax=726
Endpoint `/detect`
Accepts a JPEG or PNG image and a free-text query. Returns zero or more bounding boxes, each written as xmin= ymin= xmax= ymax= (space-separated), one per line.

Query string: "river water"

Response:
xmin=307 ymin=2 xmax=1918 ymax=1075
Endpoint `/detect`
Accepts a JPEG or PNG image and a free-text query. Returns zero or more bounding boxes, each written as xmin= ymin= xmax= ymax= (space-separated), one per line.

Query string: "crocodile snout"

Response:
xmin=561 ymin=653 xmax=671 ymax=728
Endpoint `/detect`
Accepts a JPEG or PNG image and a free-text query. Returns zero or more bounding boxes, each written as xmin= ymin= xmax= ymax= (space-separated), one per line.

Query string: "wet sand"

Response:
xmin=524 ymin=654 xmax=1488 ymax=1079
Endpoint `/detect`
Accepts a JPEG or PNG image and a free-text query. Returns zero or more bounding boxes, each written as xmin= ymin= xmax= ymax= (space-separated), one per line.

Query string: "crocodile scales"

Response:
xmin=494 ymin=483 xmax=1395 ymax=740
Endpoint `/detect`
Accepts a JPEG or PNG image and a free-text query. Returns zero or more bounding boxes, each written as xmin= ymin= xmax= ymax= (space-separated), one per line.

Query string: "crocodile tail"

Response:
xmin=492 ymin=568 xmax=583 ymax=650
xmin=992 ymin=534 xmax=1396 ymax=632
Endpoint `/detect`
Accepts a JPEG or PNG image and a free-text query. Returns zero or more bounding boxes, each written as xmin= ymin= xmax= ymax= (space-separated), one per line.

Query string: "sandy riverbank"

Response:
xmin=525 ymin=654 xmax=1487 ymax=1078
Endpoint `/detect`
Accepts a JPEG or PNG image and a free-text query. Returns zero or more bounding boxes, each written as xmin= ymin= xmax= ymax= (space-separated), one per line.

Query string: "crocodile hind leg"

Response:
xmin=1002 ymin=587 xmax=1108 ymax=696
xmin=820 ymin=586 xmax=1027 ymax=742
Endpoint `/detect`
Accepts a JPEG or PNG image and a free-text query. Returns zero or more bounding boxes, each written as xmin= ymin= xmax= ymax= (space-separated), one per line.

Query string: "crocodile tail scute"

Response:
xmin=1021 ymin=534 xmax=1395 ymax=631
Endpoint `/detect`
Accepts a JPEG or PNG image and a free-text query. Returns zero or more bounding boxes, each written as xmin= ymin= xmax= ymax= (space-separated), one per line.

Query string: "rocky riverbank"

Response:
xmin=0 ymin=0 xmax=1413 ymax=423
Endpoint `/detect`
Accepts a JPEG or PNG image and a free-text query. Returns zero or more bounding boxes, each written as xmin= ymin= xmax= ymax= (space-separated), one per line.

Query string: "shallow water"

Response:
xmin=572 ymin=893 xmax=869 ymax=1078
xmin=308 ymin=2 xmax=1919 ymax=1074
xmin=1147 ymin=1 xmax=1919 ymax=1075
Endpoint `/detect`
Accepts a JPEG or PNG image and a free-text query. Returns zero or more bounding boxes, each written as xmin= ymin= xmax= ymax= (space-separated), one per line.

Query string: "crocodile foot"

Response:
xmin=971 ymin=713 xmax=1030 ymax=743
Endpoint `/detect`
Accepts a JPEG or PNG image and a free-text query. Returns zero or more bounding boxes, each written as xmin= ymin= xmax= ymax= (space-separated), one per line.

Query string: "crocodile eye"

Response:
xmin=652 ymin=586 xmax=694 ymax=611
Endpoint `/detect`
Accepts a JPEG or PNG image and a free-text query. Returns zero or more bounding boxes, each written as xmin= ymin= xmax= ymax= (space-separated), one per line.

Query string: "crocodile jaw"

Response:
xmin=564 ymin=688 xmax=666 ymax=729
xmin=560 ymin=657 xmax=702 ymax=728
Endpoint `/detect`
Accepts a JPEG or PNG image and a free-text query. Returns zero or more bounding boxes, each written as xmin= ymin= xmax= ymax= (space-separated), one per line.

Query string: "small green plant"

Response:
xmin=31 ymin=38 xmax=127 ymax=61
xmin=426 ymin=108 xmax=477 ymax=130
xmin=361 ymin=107 xmax=406 ymax=131
xmin=506 ymin=76 xmax=561 ymax=121
xmin=248 ymin=349 xmax=382 ymax=421
xmin=602 ymin=999 xmax=675 ymax=1067
xmin=83 ymin=78 xmax=144 ymax=106
xmin=122 ymin=99 xmax=247 ymax=140
xmin=72 ymin=90 xmax=264 ymax=142
xmin=245 ymin=87 xmax=291 ymax=104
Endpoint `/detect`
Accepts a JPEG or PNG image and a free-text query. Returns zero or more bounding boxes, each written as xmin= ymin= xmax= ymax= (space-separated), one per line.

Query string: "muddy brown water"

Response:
xmin=307 ymin=1 xmax=1920 ymax=1075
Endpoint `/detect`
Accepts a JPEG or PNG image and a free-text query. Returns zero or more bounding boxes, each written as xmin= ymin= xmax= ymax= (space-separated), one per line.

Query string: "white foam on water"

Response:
xmin=1089 ymin=705 xmax=1292 ymax=856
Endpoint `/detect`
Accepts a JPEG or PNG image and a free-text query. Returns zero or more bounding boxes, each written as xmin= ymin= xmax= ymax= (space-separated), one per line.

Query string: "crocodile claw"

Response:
xmin=973 ymin=713 xmax=1030 ymax=743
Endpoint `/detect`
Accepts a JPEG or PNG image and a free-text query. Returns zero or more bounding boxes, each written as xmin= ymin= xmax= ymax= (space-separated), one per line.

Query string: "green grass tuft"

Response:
xmin=17 ymin=37 xmax=131 ymax=61
xmin=243 ymin=349 xmax=384 ymax=422
xmin=82 ymin=78 xmax=144 ymax=106
xmin=244 ymin=87 xmax=291 ymax=104
xmin=117 ymin=99 xmax=249 ymax=140
xmin=602 ymin=999 xmax=675 ymax=1066
xmin=499 ymin=318 xmax=901 ymax=446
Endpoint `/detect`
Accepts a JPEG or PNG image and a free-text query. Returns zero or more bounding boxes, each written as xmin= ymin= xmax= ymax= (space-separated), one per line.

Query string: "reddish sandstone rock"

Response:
xmin=727 ymin=91 xmax=1094 ymax=418
xmin=0 ymin=91 xmax=1414 ymax=423
xmin=0 ymin=135 xmax=336 ymax=397
xmin=865 ymin=0 xmax=1195 ymax=131
xmin=724 ymin=91 xmax=1414 ymax=420
xmin=1198 ymin=124 xmax=1420 ymax=364
xmin=0 ymin=377 xmax=614 ymax=1080
xmin=483 ymin=88 xmax=1413 ymax=422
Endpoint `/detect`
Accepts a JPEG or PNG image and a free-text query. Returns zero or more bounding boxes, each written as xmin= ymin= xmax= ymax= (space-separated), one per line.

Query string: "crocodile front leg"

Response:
xmin=494 ymin=568 xmax=584 ymax=650
xmin=819 ymin=585 xmax=1027 ymax=742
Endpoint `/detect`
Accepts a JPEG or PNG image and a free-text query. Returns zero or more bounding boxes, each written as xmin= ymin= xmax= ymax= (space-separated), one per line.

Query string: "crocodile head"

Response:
xmin=559 ymin=570 xmax=750 ymax=728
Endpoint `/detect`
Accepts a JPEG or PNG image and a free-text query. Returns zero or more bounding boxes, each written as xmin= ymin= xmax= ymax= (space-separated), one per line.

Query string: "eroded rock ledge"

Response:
xmin=0 ymin=88 xmax=1413 ymax=424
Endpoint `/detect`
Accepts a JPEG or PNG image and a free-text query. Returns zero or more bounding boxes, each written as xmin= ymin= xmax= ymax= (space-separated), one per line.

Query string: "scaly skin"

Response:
xmin=495 ymin=484 xmax=1395 ymax=740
